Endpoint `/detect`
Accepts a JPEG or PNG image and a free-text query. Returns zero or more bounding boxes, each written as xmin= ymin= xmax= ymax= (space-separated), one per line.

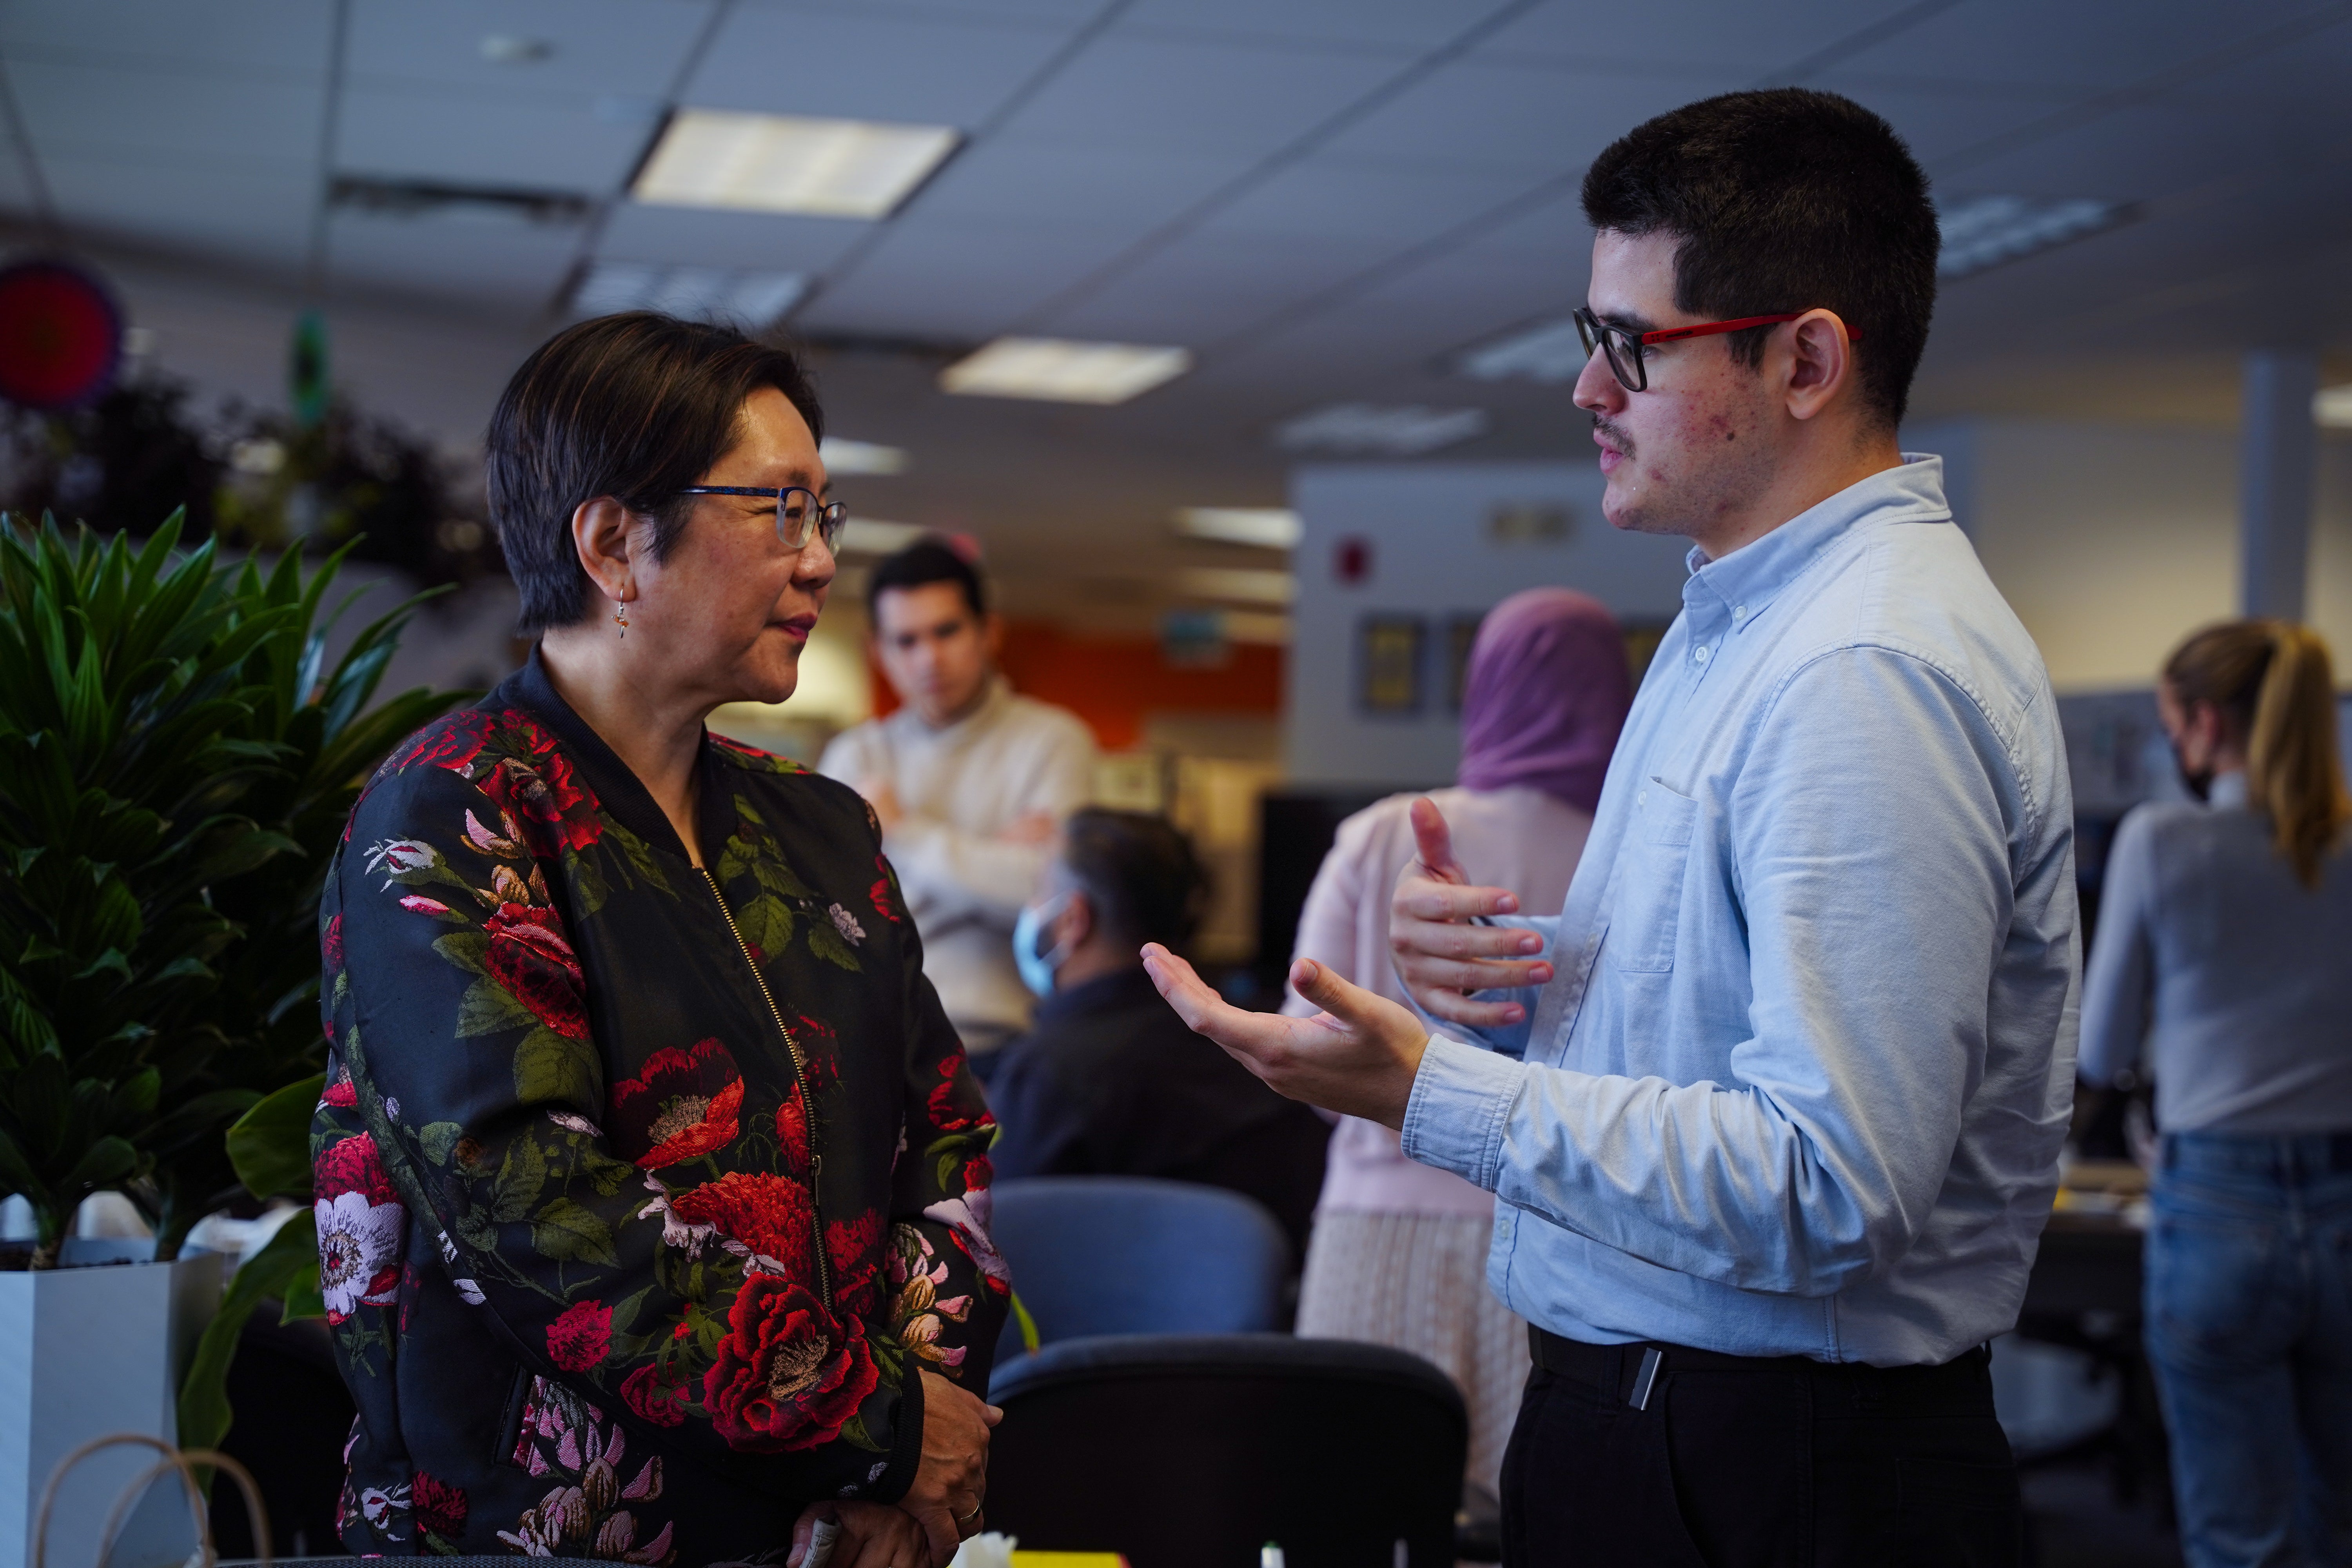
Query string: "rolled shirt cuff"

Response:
xmin=1399 ymin=1033 xmax=1527 ymax=1193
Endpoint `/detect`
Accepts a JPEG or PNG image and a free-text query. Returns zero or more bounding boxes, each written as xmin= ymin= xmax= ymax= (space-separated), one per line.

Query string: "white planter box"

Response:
xmin=0 ymin=1242 xmax=227 ymax=1568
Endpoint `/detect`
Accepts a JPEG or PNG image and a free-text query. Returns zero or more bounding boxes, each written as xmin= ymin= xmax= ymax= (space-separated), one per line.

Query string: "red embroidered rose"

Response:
xmin=962 ymin=1154 xmax=993 ymax=1194
xmin=609 ymin=1040 xmax=744 ymax=1167
xmin=774 ymin=1089 xmax=809 ymax=1174
xmin=869 ymin=859 xmax=903 ymax=925
xmin=484 ymin=902 xmax=588 ymax=1040
xmin=320 ymin=1077 xmax=358 ymax=1110
xmin=826 ymin=1212 xmax=885 ymax=1318
xmin=546 ymin=1299 xmax=613 ymax=1372
xmin=397 ymin=711 xmax=494 ymax=774
xmin=703 ymin=1276 xmax=878 ymax=1452
xmin=314 ymin=1132 xmax=399 ymax=1205
xmin=670 ymin=1172 xmax=815 ymax=1270
xmin=927 ymin=1059 xmax=987 ymax=1134
xmin=322 ymin=912 xmax=344 ymax=970
xmin=480 ymin=751 xmax=603 ymax=855
xmin=620 ymin=1361 xmax=691 ymax=1428
xmin=412 ymin=1471 xmax=467 ymax=1540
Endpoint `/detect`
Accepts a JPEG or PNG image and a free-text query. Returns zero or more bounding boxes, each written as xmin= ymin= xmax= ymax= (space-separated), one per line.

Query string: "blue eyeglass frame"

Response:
xmin=675 ymin=485 xmax=846 ymax=551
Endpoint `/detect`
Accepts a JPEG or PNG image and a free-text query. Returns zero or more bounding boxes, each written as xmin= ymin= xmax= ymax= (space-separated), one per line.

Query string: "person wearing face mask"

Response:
xmin=2078 ymin=620 xmax=2352 ymax=1568
xmin=984 ymin=809 xmax=1330 ymax=1257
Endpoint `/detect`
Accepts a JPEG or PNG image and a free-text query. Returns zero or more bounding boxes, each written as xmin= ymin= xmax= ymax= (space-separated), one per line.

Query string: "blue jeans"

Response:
xmin=2145 ymin=1131 xmax=2352 ymax=1567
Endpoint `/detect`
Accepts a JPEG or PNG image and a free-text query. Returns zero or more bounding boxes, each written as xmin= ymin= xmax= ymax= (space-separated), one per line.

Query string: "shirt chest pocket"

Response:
xmin=1606 ymin=780 xmax=1700 ymax=975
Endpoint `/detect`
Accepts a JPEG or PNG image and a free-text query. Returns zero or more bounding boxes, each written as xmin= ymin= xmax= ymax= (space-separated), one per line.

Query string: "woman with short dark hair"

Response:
xmin=315 ymin=312 xmax=1005 ymax=1567
xmin=2080 ymin=619 xmax=2352 ymax=1567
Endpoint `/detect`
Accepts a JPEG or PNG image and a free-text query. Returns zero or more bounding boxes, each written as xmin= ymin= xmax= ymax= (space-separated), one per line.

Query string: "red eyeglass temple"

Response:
xmin=1639 ymin=313 xmax=1862 ymax=345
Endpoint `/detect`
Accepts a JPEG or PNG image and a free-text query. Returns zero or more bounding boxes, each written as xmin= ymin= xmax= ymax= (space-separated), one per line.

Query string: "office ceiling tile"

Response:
xmin=1193 ymin=154 xmax=1543 ymax=244
xmin=11 ymin=59 xmax=323 ymax=174
xmin=1316 ymin=59 xmax=1741 ymax=176
xmin=336 ymin=87 xmax=652 ymax=191
xmin=1121 ymin=0 xmax=1506 ymax=53
xmin=913 ymin=140 xmax=1252 ymax=226
xmin=1826 ymin=0 xmax=2344 ymax=92
xmin=797 ymin=216 xmax=1149 ymax=339
xmin=682 ymin=6 xmax=1076 ymax=129
xmin=597 ymin=200 xmax=870 ymax=272
xmin=41 ymin=152 xmax=314 ymax=267
xmin=345 ymin=0 xmax=710 ymax=98
xmin=736 ymin=0 xmax=1110 ymax=22
xmin=324 ymin=209 xmax=579 ymax=310
xmin=1044 ymin=230 xmax=1374 ymax=342
xmin=1473 ymin=0 xmax=1928 ymax=76
xmin=998 ymin=32 xmax=1408 ymax=155
xmin=0 ymin=0 xmax=334 ymax=75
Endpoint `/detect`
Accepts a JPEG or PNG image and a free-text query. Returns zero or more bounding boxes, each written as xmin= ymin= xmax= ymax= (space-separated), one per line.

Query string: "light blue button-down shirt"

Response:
xmin=1401 ymin=456 xmax=2080 ymax=1367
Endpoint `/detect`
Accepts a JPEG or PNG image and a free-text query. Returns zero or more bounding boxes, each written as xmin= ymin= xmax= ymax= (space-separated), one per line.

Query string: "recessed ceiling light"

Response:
xmin=1177 ymin=567 xmax=1295 ymax=606
xmin=573 ymin=262 xmax=806 ymax=326
xmin=633 ymin=109 xmax=958 ymax=219
xmin=1455 ymin=316 xmax=1588 ymax=385
xmin=1274 ymin=403 xmax=1490 ymax=456
xmin=940 ymin=338 xmax=1191 ymax=405
xmin=819 ymin=438 xmax=909 ymax=476
xmin=1173 ymin=508 xmax=1301 ymax=549
xmin=838 ymin=518 xmax=929 ymax=555
xmin=2315 ymin=385 xmax=2352 ymax=429
xmin=1938 ymin=196 xmax=2133 ymax=279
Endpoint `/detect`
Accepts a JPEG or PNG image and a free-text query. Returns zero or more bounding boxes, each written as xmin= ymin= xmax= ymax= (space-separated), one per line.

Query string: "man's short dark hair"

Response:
xmin=1062 ymin=809 xmax=1209 ymax=953
xmin=1581 ymin=88 xmax=1938 ymax=428
xmin=866 ymin=538 xmax=987 ymax=624
xmin=486 ymin=312 xmax=825 ymax=632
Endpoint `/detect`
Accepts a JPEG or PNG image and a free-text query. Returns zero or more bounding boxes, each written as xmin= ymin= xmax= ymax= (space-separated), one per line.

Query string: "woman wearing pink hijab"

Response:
xmin=1286 ymin=587 xmax=1632 ymax=1533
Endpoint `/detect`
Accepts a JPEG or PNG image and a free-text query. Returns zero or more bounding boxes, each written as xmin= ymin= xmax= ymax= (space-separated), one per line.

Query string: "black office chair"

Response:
xmin=986 ymin=1176 xmax=1290 ymax=1366
xmin=985 ymin=1334 xmax=1467 ymax=1568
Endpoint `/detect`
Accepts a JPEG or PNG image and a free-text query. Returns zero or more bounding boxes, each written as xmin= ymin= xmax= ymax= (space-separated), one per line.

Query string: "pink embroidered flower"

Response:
xmin=547 ymin=1299 xmax=613 ymax=1372
xmin=483 ymin=902 xmax=588 ymax=1040
xmin=412 ymin=1471 xmax=467 ymax=1541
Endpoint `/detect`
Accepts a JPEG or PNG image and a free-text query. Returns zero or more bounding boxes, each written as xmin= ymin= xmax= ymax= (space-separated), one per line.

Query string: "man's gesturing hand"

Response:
xmin=899 ymin=1368 xmax=1001 ymax=1565
xmin=1141 ymin=944 xmax=1429 ymax=1129
xmin=1390 ymin=797 xmax=1552 ymax=1029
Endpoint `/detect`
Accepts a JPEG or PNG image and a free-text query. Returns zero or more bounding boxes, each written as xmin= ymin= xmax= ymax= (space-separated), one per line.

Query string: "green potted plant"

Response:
xmin=0 ymin=513 xmax=460 ymax=1568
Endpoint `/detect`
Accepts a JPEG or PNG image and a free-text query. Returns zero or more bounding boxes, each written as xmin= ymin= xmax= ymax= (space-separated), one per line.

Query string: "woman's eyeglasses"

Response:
xmin=1572 ymin=307 xmax=1860 ymax=393
xmin=675 ymin=486 xmax=847 ymax=552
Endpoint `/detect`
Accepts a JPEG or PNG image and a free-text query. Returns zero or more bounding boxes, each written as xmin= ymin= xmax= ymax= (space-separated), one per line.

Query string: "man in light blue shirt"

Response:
xmin=1145 ymin=89 xmax=2076 ymax=1566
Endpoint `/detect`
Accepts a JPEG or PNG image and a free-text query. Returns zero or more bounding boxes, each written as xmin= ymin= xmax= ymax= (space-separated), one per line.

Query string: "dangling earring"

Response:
xmin=613 ymin=597 xmax=629 ymax=637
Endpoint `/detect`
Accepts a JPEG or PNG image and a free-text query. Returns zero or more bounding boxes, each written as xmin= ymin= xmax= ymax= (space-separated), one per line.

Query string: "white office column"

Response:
xmin=2239 ymin=349 xmax=2319 ymax=620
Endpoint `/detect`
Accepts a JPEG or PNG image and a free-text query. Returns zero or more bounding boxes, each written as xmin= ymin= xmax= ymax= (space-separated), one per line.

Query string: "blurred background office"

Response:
xmin=5 ymin=2 xmax=2352 ymax=1564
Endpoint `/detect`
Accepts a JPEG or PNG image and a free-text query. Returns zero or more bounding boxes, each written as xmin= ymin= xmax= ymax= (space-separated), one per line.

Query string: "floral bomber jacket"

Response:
xmin=315 ymin=652 xmax=1006 ymax=1562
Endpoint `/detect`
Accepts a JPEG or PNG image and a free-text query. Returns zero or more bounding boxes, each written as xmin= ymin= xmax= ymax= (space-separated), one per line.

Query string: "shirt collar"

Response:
xmin=1681 ymin=452 xmax=1953 ymax=633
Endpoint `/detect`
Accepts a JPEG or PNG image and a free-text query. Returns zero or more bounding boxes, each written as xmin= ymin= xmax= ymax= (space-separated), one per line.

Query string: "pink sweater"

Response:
xmin=1284 ymin=786 xmax=1593 ymax=1216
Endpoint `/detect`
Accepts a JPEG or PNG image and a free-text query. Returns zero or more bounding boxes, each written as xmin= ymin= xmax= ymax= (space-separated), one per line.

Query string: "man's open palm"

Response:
xmin=1141 ymin=945 xmax=1428 ymax=1128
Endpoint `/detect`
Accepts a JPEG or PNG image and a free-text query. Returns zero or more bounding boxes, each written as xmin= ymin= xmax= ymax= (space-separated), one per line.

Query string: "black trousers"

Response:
xmin=1501 ymin=1329 xmax=2023 ymax=1568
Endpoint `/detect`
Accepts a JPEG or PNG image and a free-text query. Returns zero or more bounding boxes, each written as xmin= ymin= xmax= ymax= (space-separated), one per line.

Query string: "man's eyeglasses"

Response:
xmin=1572 ymin=307 xmax=1861 ymax=393
xmin=676 ymin=486 xmax=847 ymax=552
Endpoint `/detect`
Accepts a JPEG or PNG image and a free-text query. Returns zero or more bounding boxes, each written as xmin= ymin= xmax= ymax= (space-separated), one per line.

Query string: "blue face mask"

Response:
xmin=1013 ymin=892 xmax=1073 ymax=999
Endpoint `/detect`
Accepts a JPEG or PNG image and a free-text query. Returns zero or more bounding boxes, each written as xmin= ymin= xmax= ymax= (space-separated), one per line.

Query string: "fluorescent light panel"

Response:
xmin=1178 ymin=567 xmax=1295 ymax=606
xmin=575 ymin=262 xmax=805 ymax=326
xmin=940 ymin=337 xmax=1191 ymax=405
xmin=634 ymin=109 xmax=958 ymax=219
xmin=1457 ymin=317 xmax=1588 ymax=385
xmin=1274 ymin=403 xmax=1490 ymax=456
xmin=1174 ymin=508 xmax=1300 ymax=550
xmin=2316 ymin=385 xmax=2352 ymax=430
xmin=838 ymin=519 xmax=929 ymax=556
xmin=1938 ymin=196 xmax=2131 ymax=279
xmin=819 ymin=438 xmax=909 ymax=476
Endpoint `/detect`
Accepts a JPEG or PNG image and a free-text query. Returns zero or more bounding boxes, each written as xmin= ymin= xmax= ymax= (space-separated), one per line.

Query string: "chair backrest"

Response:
xmin=986 ymin=1176 xmax=1288 ymax=1365
xmin=985 ymin=1334 xmax=1467 ymax=1568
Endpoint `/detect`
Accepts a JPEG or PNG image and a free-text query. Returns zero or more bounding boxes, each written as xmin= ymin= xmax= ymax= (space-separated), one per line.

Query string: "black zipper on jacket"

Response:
xmin=699 ymin=867 xmax=831 ymax=1312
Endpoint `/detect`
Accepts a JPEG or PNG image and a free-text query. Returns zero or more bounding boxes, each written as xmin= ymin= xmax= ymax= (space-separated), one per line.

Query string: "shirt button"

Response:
xmin=1638 ymin=789 xmax=1649 ymax=807
xmin=1733 ymin=604 xmax=1748 ymax=621
xmin=1693 ymin=646 xmax=1710 ymax=664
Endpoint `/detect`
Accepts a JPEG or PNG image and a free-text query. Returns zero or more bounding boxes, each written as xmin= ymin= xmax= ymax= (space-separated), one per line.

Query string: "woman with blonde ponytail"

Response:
xmin=2080 ymin=618 xmax=2352 ymax=1568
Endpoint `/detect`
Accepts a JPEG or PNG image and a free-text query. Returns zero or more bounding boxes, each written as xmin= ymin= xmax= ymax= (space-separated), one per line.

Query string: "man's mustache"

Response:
xmin=1592 ymin=414 xmax=1635 ymax=460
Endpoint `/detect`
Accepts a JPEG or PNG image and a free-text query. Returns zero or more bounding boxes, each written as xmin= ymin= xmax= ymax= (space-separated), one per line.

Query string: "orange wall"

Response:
xmin=868 ymin=619 xmax=1284 ymax=751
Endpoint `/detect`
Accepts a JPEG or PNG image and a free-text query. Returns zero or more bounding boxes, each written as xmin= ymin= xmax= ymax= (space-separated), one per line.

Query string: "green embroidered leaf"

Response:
xmin=515 ymin=1026 xmax=601 ymax=1107
xmin=456 ymin=1210 xmax=499 ymax=1252
xmin=457 ymin=975 xmax=536 ymax=1038
xmin=570 ymin=846 xmax=611 ymax=918
xmin=581 ymin=1145 xmax=638 ymax=1196
xmin=608 ymin=1285 xmax=650 ymax=1334
xmin=838 ymin=1412 xmax=885 ymax=1453
xmin=736 ymin=893 xmax=795 ymax=960
xmin=604 ymin=818 xmax=673 ymax=897
xmin=715 ymin=833 xmax=755 ymax=884
xmin=532 ymin=1198 xmax=617 ymax=1265
xmin=433 ymin=931 xmax=490 ymax=976
xmin=753 ymin=855 xmax=814 ymax=900
xmin=936 ymin=1153 xmax=958 ymax=1192
xmin=806 ymin=919 xmax=861 ymax=972
xmin=490 ymin=1137 xmax=548 ymax=1223
xmin=419 ymin=1122 xmax=464 ymax=1165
